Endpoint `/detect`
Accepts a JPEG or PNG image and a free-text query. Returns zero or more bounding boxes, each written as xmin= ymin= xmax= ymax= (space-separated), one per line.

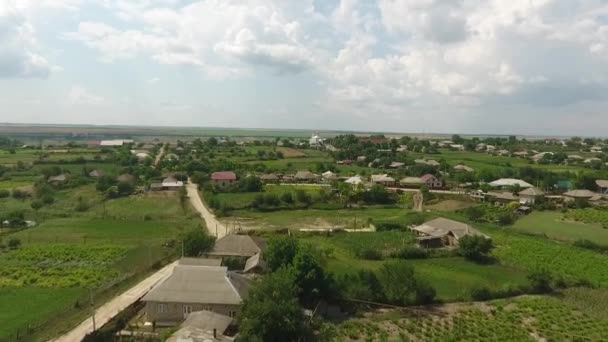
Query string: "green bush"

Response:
xmin=0 ymin=189 xmax=9 ymax=198
xmin=391 ymin=246 xmax=428 ymax=259
xmin=356 ymin=248 xmax=383 ymax=260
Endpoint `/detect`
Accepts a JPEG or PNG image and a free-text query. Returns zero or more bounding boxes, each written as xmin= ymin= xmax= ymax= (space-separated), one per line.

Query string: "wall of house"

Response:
xmin=144 ymin=301 xmax=241 ymax=323
xmin=213 ymin=179 xmax=236 ymax=190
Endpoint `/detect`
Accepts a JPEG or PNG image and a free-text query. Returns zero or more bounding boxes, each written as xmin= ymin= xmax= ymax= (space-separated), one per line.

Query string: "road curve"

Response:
xmin=51 ymin=261 xmax=178 ymax=342
xmin=186 ymin=179 xmax=227 ymax=238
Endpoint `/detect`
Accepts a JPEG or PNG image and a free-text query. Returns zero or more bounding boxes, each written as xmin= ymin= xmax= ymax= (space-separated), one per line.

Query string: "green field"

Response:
xmin=328 ymin=289 xmax=608 ymax=341
xmin=512 ymin=211 xmax=608 ymax=245
xmin=0 ymin=188 xmax=201 ymax=341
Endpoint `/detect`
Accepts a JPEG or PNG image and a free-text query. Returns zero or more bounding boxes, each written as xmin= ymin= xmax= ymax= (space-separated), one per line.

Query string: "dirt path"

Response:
xmin=51 ymin=261 xmax=178 ymax=342
xmin=153 ymin=143 xmax=166 ymax=168
xmin=186 ymin=179 xmax=227 ymax=238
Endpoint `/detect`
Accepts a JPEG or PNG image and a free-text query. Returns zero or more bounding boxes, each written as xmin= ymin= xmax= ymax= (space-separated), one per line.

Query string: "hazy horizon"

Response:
xmin=1 ymin=1 xmax=608 ymax=136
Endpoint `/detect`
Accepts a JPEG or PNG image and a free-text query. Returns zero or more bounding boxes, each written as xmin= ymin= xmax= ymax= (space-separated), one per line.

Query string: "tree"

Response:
xmin=181 ymin=229 xmax=215 ymax=257
xmin=378 ymin=260 xmax=436 ymax=305
xmin=281 ymin=192 xmax=294 ymax=204
xmin=295 ymin=189 xmax=311 ymax=204
xmin=291 ymin=244 xmax=332 ymax=304
xmin=238 ymin=269 xmax=306 ymax=342
xmin=458 ymin=235 xmax=493 ymax=261
xmin=240 ymin=175 xmax=263 ymax=192
xmin=265 ymin=236 xmax=299 ymax=272
xmin=31 ymin=200 xmax=44 ymax=211
xmin=117 ymin=181 xmax=134 ymax=196
xmin=464 ymin=206 xmax=485 ymax=222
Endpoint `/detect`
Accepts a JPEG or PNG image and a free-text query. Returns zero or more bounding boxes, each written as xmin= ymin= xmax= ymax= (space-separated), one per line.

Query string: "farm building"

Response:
xmin=410 ymin=218 xmax=489 ymax=248
xmin=322 ymin=171 xmax=338 ymax=182
xmin=259 ymin=174 xmax=280 ymax=184
xmin=518 ymin=187 xmax=546 ymax=204
xmin=597 ymin=180 xmax=608 ymax=195
xmin=371 ymin=174 xmax=396 ymax=187
xmin=207 ymin=234 xmax=266 ymax=259
xmin=162 ymin=176 xmax=184 ymax=189
xmin=344 ymin=175 xmax=364 ymax=186
xmin=294 ymin=171 xmax=319 ymax=183
xmin=141 ymin=264 xmax=250 ymax=324
xmin=454 ymin=165 xmax=475 ymax=172
xmin=563 ymin=189 xmax=596 ymax=201
xmin=211 ymin=171 xmax=237 ymax=190
xmin=420 ymin=174 xmax=442 ymax=189
xmin=489 ymin=178 xmax=533 ymax=189
xmin=400 ymin=177 xmax=423 ymax=187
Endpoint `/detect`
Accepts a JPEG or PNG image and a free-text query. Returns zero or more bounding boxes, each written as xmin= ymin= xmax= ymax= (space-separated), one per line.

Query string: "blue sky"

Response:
xmin=1 ymin=0 xmax=608 ymax=136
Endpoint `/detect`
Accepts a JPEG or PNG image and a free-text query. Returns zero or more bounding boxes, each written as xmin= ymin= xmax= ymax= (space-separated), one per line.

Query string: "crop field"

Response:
xmin=327 ymin=291 xmax=608 ymax=341
xmin=512 ymin=211 xmax=608 ymax=245
xmin=565 ymin=208 xmax=608 ymax=227
xmin=277 ymin=147 xmax=307 ymax=158
xmin=0 ymin=187 xmax=200 ymax=340
xmin=492 ymin=230 xmax=608 ymax=286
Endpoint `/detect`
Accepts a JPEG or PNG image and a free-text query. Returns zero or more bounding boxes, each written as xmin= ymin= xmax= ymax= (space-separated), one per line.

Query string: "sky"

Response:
xmin=1 ymin=0 xmax=608 ymax=136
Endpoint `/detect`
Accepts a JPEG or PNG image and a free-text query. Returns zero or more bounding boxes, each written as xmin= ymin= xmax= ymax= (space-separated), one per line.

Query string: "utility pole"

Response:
xmin=89 ymin=289 xmax=96 ymax=331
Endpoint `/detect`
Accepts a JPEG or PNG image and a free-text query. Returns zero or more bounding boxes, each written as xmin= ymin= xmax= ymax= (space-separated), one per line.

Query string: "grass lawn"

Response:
xmin=0 ymin=287 xmax=85 ymax=341
xmin=300 ymin=232 xmax=528 ymax=302
xmin=511 ymin=211 xmax=608 ymax=245
xmin=226 ymin=207 xmax=411 ymax=230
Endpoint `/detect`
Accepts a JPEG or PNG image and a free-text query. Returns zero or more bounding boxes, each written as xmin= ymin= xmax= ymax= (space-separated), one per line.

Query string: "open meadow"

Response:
xmin=512 ymin=211 xmax=608 ymax=245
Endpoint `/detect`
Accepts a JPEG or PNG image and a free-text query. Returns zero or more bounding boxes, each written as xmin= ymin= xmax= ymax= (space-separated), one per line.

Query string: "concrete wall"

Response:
xmin=144 ymin=301 xmax=241 ymax=323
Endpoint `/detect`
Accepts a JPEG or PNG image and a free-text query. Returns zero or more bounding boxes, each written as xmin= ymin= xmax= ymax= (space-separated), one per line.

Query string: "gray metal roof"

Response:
xmin=167 ymin=311 xmax=233 ymax=342
xmin=411 ymin=218 xmax=488 ymax=240
xmin=243 ymin=253 xmax=265 ymax=273
xmin=178 ymin=258 xmax=222 ymax=267
xmin=142 ymin=265 xmax=249 ymax=305
xmin=208 ymin=235 xmax=265 ymax=257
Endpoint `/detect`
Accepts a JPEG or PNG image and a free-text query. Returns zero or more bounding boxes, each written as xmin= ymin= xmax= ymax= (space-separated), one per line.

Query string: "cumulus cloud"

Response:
xmin=67 ymin=86 xmax=107 ymax=106
xmin=0 ymin=3 xmax=51 ymax=78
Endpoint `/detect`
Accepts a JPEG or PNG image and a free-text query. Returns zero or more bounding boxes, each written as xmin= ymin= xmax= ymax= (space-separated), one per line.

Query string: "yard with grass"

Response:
xmin=0 ymin=187 xmax=201 ymax=341
xmin=512 ymin=211 xmax=608 ymax=245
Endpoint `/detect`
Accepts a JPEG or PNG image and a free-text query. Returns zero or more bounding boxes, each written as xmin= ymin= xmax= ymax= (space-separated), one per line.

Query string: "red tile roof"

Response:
xmin=211 ymin=171 xmax=237 ymax=181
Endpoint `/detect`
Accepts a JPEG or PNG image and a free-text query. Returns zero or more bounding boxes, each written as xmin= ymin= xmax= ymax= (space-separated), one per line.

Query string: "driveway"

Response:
xmin=52 ymin=261 xmax=178 ymax=342
xmin=186 ymin=179 xmax=227 ymax=238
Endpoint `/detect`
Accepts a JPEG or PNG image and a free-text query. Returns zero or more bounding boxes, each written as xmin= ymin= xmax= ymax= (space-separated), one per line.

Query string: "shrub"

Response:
xmin=497 ymin=213 xmax=515 ymax=225
xmin=391 ymin=246 xmax=428 ymax=259
xmin=527 ymin=268 xmax=553 ymax=294
xmin=41 ymin=195 xmax=55 ymax=205
xmin=0 ymin=189 xmax=9 ymax=198
xmin=356 ymin=248 xmax=383 ymax=260
xmin=8 ymin=238 xmax=21 ymax=249
xmin=11 ymin=189 xmax=27 ymax=199
xmin=281 ymin=192 xmax=294 ymax=204
xmin=459 ymin=235 xmax=494 ymax=261
xmin=470 ymin=286 xmax=493 ymax=301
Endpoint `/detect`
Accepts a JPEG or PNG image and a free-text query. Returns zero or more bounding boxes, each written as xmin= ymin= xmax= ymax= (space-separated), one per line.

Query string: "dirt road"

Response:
xmin=52 ymin=261 xmax=178 ymax=342
xmin=153 ymin=143 xmax=166 ymax=168
xmin=186 ymin=180 xmax=227 ymax=238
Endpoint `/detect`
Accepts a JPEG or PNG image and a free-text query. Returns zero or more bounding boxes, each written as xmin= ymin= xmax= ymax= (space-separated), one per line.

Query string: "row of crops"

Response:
xmin=0 ymin=245 xmax=128 ymax=288
xmin=328 ymin=295 xmax=608 ymax=341
xmin=565 ymin=208 xmax=608 ymax=227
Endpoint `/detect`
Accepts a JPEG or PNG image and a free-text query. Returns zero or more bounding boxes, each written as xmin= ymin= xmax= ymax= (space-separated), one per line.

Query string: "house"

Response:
xmin=489 ymin=178 xmax=533 ymax=189
xmin=389 ymin=161 xmax=405 ymax=169
xmin=322 ymin=171 xmax=338 ymax=182
xmin=469 ymin=190 xmax=486 ymax=201
xmin=596 ymin=180 xmax=608 ymax=195
xmin=259 ymin=174 xmax=280 ymax=184
xmin=165 ymin=153 xmax=179 ymax=161
xmin=294 ymin=171 xmax=319 ymax=183
xmin=99 ymin=139 xmax=133 ymax=147
xmin=518 ymin=187 xmax=545 ymax=204
xmin=149 ymin=183 xmax=164 ymax=191
xmin=162 ymin=176 xmax=184 ymax=189
xmin=211 ymin=171 xmax=238 ymax=190
xmin=591 ymin=146 xmax=603 ymax=153
xmin=88 ymin=170 xmax=104 ymax=178
xmin=344 ymin=175 xmax=364 ymax=186
xmin=400 ymin=177 xmax=424 ymax=188
xmin=371 ymin=174 xmax=395 ymax=187
xmin=450 ymin=144 xmax=465 ymax=151
xmin=243 ymin=253 xmax=266 ymax=274
xmin=420 ymin=174 xmax=442 ymax=189
xmin=486 ymin=191 xmax=519 ymax=206
xmin=166 ymin=310 xmax=234 ymax=342
xmin=513 ymin=151 xmax=529 ymax=158
xmin=141 ymin=264 xmax=250 ymax=324
xmin=453 ymin=165 xmax=474 ymax=172
xmin=48 ymin=174 xmax=68 ymax=185
xmin=410 ymin=218 xmax=488 ymax=248
xmin=584 ymin=157 xmax=602 ymax=164
xmin=563 ymin=189 xmax=596 ymax=201
xmin=207 ymin=234 xmax=266 ymax=259
xmin=568 ymin=155 xmax=584 ymax=161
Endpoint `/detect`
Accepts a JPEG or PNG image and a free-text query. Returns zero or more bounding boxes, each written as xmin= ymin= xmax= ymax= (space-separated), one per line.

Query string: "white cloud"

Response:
xmin=67 ymin=86 xmax=107 ymax=106
xmin=0 ymin=2 xmax=51 ymax=78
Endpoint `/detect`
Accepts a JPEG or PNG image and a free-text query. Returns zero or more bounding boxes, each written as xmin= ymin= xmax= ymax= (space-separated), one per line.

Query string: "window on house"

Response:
xmin=202 ymin=306 xmax=212 ymax=311
xmin=157 ymin=303 xmax=168 ymax=313
xmin=228 ymin=310 xmax=236 ymax=318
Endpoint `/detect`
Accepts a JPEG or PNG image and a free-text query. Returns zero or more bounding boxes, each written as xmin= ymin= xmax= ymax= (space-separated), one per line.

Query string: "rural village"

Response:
xmin=2 ymin=127 xmax=608 ymax=341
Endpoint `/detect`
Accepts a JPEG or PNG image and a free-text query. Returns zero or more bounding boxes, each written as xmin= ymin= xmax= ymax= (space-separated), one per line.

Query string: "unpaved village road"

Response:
xmin=186 ymin=179 xmax=227 ymax=238
xmin=51 ymin=261 xmax=178 ymax=342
